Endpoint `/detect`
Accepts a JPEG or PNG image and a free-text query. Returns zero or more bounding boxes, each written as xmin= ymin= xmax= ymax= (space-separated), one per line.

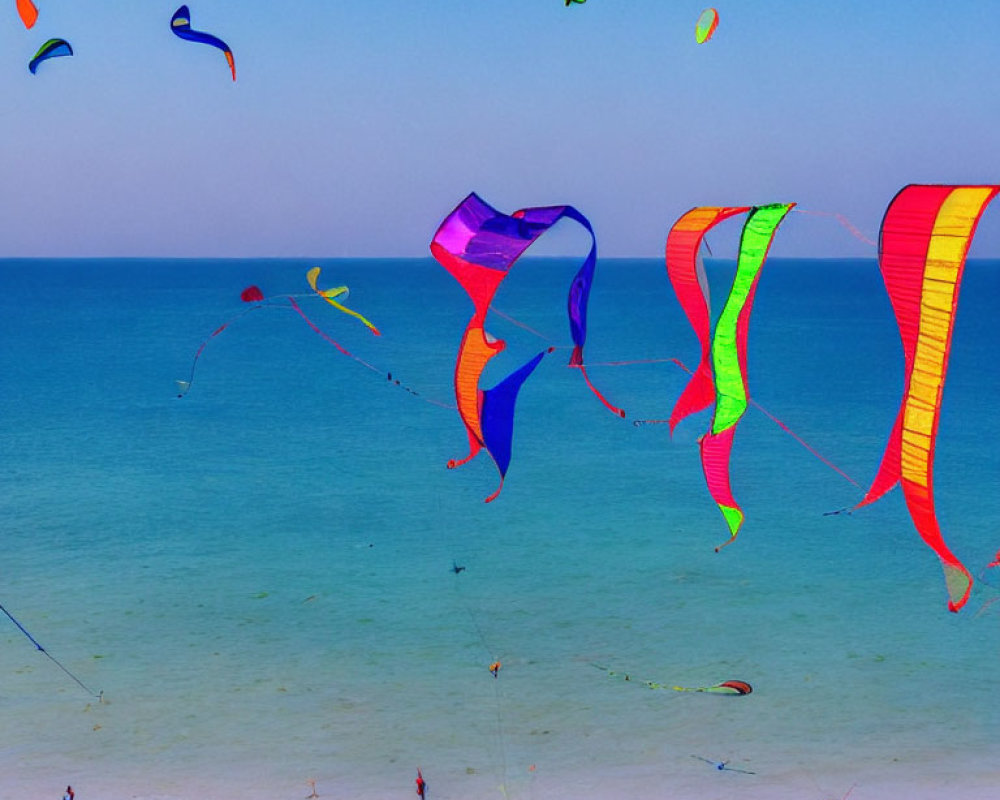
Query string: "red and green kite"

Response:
xmin=667 ymin=203 xmax=795 ymax=549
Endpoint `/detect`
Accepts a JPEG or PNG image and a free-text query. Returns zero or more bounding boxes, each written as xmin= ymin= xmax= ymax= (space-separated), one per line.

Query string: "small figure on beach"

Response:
xmin=63 ymin=787 xmax=75 ymax=800
xmin=415 ymin=768 xmax=427 ymax=798
xmin=489 ymin=660 xmax=501 ymax=678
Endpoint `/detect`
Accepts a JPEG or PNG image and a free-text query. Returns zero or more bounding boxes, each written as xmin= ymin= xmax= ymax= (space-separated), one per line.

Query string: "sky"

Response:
xmin=0 ymin=1 xmax=997 ymax=258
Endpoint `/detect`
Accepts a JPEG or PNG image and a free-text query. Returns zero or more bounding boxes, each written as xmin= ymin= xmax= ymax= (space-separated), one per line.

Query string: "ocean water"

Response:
xmin=0 ymin=257 xmax=997 ymax=800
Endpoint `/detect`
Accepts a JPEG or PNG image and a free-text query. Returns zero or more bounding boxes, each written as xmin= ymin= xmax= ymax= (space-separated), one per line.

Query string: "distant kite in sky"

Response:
xmin=177 ymin=272 xmax=381 ymax=398
xmin=28 ymin=38 xmax=71 ymax=74
xmin=306 ymin=267 xmax=381 ymax=336
xmin=240 ymin=285 xmax=264 ymax=303
xmin=844 ymin=184 xmax=999 ymax=612
xmin=170 ymin=5 xmax=235 ymax=81
xmin=431 ymin=192 xmax=620 ymax=502
xmin=565 ymin=0 xmax=586 ymax=6
xmin=16 ymin=0 xmax=37 ymax=28
xmin=695 ymin=8 xmax=719 ymax=43
xmin=667 ymin=203 xmax=795 ymax=549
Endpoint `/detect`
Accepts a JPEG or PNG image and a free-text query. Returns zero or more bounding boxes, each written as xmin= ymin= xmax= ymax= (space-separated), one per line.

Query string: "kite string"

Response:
xmin=188 ymin=294 xmax=857 ymax=486
xmin=0 ymin=602 xmax=102 ymax=699
xmin=748 ymin=394 xmax=861 ymax=488
xmin=491 ymin=306 xmax=859 ymax=488
xmin=287 ymin=297 xmax=370 ymax=362
xmin=176 ymin=302 xmax=270 ymax=396
xmin=793 ymin=208 xmax=877 ymax=248
xmin=179 ymin=295 xmax=456 ymax=410
xmin=285 ymin=297 xmax=456 ymax=409
xmin=490 ymin=307 xmax=552 ymax=341
xmin=491 ymin=307 xmax=627 ymax=416
xmin=627 ymin=356 xmax=860 ymax=488
xmin=453 ymin=576 xmax=511 ymax=799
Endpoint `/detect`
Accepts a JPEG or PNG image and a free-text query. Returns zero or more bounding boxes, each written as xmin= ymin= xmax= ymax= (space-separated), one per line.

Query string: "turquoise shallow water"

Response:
xmin=0 ymin=257 xmax=998 ymax=799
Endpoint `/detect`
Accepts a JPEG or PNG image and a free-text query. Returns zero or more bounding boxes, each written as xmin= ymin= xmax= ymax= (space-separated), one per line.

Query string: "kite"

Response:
xmin=565 ymin=0 xmax=586 ymax=5
xmin=666 ymin=207 xmax=750 ymax=432
xmin=843 ymin=184 xmax=999 ymax=612
xmin=673 ymin=679 xmax=753 ymax=695
xmin=170 ymin=5 xmax=235 ymax=81
xmin=593 ymin=665 xmax=752 ymax=695
xmin=430 ymin=192 xmax=620 ymax=502
xmin=691 ymin=756 xmax=755 ymax=774
xmin=306 ymin=267 xmax=380 ymax=336
xmin=28 ymin=38 xmax=71 ymax=74
xmin=16 ymin=0 xmax=37 ymax=28
xmin=667 ymin=204 xmax=795 ymax=550
xmin=695 ymin=8 xmax=719 ymax=43
xmin=177 ymin=272 xmax=381 ymax=398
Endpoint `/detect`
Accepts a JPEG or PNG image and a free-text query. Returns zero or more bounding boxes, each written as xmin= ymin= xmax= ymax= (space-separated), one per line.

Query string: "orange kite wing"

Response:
xmin=17 ymin=0 xmax=38 ymax=29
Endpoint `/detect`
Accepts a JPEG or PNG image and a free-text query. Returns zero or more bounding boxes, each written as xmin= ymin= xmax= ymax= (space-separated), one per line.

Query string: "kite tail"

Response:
xmin=447 ymin=421 xmax=485 ymax=471
xmin=323 ymin=296 xmax=381 ymax=336
xmin=943 ymin=564 xmax=973 ymax=613
xmin=570 ymin=347 xmax=625 ymax=418
xmin=447 ymin=453 xmax=479 ymax=469
xmin=484 ymin=475 xmax=505 ymax=504
xmin=700 ymin=428 xmax=744 ymax=550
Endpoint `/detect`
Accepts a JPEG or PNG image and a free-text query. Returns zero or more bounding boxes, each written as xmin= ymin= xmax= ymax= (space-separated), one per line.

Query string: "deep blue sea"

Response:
xmin=1 ymin=257 xmax=997 ymax=800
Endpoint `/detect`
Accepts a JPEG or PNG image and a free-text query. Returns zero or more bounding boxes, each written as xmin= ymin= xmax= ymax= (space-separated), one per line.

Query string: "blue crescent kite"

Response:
xmin=171 ymin=5 xmax=235 ymax=81
xmin=29 ymin=38 xmax=72 ymax=74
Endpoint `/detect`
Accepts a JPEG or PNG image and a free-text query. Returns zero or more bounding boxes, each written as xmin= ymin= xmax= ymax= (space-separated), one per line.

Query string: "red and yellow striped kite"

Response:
xmin=855 ymin=184 xmax=999 ymax=611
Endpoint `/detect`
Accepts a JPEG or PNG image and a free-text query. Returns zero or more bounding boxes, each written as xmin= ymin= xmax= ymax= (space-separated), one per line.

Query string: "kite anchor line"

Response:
xmin=621 ymin=357 xmax=860 ymax=488
xmin=452 ymin=568 xmax=513 ymax=799
xmin=0 ymin=602 xmax=103 ymax=700
xmin=489 ymin=308 xmax=555 ymax=342
xmin=793 ymin=208 xmax=877 ymax=247
xmin=490 ymin=306 xmax=857 ymax=485
xmin=491 ymin=307 xmax=625 ymax=417
xmin=486 ymin=304 xmax=860 ymax=488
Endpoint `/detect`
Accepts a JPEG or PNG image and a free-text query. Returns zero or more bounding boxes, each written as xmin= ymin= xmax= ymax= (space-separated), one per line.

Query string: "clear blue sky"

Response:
xmin=0 ymin=1 xmax=997 ymax=258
